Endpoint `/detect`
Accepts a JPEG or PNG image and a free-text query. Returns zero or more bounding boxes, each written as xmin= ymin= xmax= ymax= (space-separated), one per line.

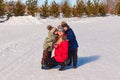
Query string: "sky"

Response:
xmin=6 ymin=0 xmax=77 ymax=6
xmin=5 ymin=0 xmax=102 ymax=6
xmin=38 ymin=0 xmax=77 ymax=6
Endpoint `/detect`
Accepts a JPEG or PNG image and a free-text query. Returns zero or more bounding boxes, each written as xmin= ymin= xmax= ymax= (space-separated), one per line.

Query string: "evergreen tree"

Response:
xmin=92 ymin=0 xmax=100 ymax=16
xmin=75 ymin=0 xmax=85 ymax=17
xmin=99 ymin=2 xmax=107 ymax=16
xmin=62 ymin=0 xmax=71 ymax=18
xmin=49 ymin=1 xmax=59 ymax=17
xmin=85 ymin=0 xmax=93 ymax=17
xmin=72 ymin=5 xmax=78 ymax=17
xmin=115 ymin=0 xmax=120 ymax=16
xmin=0 ymin=0 xmax=5 ymax=16
xmin=40 ymin=0 xmax=49 ymax=18
xmin=14 ymin=1 xmax=25 ymax=16
xmin=6 ymin=1 xmax=16 ymax=15
xmin=26 ymin=0 xmax=38 ymax=16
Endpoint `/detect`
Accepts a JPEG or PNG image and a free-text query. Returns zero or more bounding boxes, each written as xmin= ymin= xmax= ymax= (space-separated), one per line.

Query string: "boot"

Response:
xmin=59 ymin=63 xmax=65 ymax=71
xmin=67 ymin=62 xmax=71 ymax=66
xmin=41 ymin=64 xmax=50 ymax=70
xmin=73 ymin=65 xmax=77 ymax=68
xmin=73 ymin=63 xmax=77 ymax=68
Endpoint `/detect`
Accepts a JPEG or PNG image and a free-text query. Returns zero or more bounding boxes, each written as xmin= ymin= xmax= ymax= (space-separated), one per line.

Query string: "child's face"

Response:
xmin=58 ymin=31 xmax=64 ymax=36
xmin=63 ymin=26 xmax=68 ymax=31
xmin=54 ymin=31 xmax=58 ymax=35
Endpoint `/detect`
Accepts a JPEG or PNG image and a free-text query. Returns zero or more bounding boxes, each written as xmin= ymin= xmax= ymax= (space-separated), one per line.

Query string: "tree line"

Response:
xmin=0 ymin=0 xmax=120 ymax=18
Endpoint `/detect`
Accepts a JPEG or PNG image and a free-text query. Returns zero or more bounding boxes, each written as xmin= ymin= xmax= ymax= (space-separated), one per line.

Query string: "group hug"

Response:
xmin=41 ymin=21 xmax=79 ymax=71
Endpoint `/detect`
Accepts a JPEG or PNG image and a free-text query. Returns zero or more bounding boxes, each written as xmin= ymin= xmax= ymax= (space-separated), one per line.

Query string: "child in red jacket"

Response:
xmin=46 ymin=25 xmax=68 ymax=71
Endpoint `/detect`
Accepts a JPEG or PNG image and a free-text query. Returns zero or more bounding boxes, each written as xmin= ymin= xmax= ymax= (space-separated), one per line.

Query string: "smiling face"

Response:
xmin=63 ymin=26 xmax=68 ymax=31
xmin=58 ymin=31 xmax=64 ymax=36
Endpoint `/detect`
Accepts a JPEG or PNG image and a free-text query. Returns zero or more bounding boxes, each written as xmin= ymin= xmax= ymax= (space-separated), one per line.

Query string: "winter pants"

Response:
xmin=41 ymin=49 xmax=52 ymax=65
xmin=47 ymin=57 xmax=65 ymax=69
xmin=68 ymin=48 xmax=78 ymax=66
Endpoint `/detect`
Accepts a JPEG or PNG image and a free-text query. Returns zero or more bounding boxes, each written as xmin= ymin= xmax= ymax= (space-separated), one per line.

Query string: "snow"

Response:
xmin=0 ymin=16 xmax=120 ymax=80
xmin=4 ymin=16 xmax=42 ymax=25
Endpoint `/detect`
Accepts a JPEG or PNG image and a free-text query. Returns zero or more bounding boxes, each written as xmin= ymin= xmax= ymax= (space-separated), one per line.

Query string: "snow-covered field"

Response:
xmin=0 ymin=16 xmax=120 ymax=80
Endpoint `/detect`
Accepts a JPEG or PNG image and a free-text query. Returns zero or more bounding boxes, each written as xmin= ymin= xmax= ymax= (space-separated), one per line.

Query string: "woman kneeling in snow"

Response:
xmin=41 ymin=25 xmax=58 ymax=69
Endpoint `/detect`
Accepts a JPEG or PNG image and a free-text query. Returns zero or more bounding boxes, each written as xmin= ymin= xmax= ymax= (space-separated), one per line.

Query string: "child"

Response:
xmin=41 ymin=25 xmax=58 ymax=69
xmin=61 ymin=21 xmax=79 ymax=68
xmin=46 ymin=25 xmax=68 ymax=71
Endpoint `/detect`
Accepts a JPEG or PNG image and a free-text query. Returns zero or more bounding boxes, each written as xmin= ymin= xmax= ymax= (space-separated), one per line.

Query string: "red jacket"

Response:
xmin=54 ymin=40 xmax=68 ymax=62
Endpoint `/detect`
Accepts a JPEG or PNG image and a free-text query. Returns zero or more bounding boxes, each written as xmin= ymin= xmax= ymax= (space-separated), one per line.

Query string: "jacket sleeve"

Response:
xmin=47 ymin=32 xmax=55 ymax=42
xmin=67 ymin=29 xmax=76 ymax=41
xmin=43 ymin=32 xmax=55 ymax=50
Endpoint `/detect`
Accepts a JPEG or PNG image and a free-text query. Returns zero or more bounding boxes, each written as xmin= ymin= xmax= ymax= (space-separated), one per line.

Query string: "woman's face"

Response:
xmin=58 ymin=31 xmax=64 ymax=36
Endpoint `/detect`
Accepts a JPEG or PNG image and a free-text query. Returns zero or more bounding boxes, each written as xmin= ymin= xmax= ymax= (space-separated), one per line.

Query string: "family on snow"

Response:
xmin=41 ymin=21 xmax=79 ymax=71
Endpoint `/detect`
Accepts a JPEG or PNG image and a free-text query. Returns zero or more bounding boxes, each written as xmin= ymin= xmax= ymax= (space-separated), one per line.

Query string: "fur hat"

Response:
xmin=57 ymin=25 xmax=65 ymax=32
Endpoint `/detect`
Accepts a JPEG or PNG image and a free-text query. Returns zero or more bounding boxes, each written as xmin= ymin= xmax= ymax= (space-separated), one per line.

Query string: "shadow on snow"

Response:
xmin=65 ymin=55 xmax=100 ymax=69
xmin=77 ymin=55 xmax=100 ymax=67
xmin=49 ymin=55 xmax=100 ymax=70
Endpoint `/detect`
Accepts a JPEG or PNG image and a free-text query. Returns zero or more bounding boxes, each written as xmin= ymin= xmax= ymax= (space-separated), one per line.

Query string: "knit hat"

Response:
xmin=61 ymin=23 xmax=70 ymax=29
xmin=61 ymin=21 xmax=66 ymax=26
xmin=57 ymin=25 xmax=65 ymax=32
xmin=47 ymin=25 xmax=53 ymax=31
xmin=50 ymin=27 xmax=57 ymax=33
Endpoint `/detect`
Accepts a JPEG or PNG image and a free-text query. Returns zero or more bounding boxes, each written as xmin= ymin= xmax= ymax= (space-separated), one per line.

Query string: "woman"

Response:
xmin=46 ymin=25 xmax=68 ymax=71
xmin=41 ymin=25 xmax=58 ymax=69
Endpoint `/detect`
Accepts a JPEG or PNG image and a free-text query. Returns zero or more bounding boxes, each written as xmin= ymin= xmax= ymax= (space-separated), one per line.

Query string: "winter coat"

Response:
xmin=43 ymin=32 xmax=56 ymax=50
xmin=54 ymin=39 xmax=68 ymax=62
xmin=65 ymin=28 xmax=79 ymax=50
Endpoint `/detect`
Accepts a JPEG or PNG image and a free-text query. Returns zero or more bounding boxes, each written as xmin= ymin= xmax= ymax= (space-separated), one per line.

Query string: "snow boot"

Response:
xmin=41 ymin=64 xmax=50 ymax=70
xmin=59 ymin=63 xmax=65 ymax=71
xmin=72 ymin=65 xmax=77 ymax=69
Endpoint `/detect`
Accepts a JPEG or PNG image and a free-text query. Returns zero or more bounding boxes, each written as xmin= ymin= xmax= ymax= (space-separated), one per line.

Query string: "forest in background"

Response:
xmin=0 ymin=0 xmax=120 ymax=18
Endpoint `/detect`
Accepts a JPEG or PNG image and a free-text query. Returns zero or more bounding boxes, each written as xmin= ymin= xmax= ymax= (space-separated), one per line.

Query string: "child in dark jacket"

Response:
xmin=61 ymin=21 xmax=79 ymax=68
xmin=41 ymin=25 xmax=58 ymax=69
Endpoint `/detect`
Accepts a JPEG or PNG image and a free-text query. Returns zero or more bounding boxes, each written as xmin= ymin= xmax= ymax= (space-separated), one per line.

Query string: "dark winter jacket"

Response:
xmin=65 ymin=28 xmax=79 ymax=50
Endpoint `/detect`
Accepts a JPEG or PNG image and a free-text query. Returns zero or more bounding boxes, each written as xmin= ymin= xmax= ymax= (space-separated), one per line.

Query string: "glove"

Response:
xmin=47 ymin=46 xmax=52 ymax=51
xmin=54 ymin=44 xmax=58 ymax=48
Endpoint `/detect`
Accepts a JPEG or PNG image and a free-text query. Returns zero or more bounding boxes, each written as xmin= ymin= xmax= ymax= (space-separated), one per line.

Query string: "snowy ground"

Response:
xmin=0 ymin=16 xmax=120 ymax=80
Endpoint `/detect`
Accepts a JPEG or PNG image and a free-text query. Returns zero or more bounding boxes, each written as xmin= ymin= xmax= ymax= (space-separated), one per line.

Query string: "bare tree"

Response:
xmin=106 ymin=0 xmax=118 ymax=12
